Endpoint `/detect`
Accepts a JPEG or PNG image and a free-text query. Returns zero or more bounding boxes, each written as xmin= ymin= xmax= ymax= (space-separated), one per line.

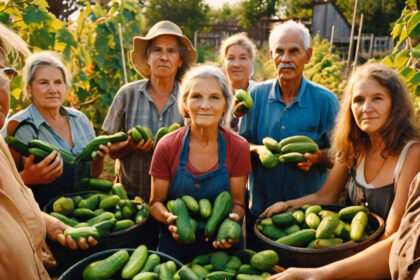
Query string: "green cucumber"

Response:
xmin=83 ymin=250 xmax=129 ymax=280
xmin=4 ymin=136 xmax=31 ymax=157
xmin=279 ymin=135 xmax=315 ymax=148
xmin=205 ymin=191 xmax=232 ymax=238
xmin=121 ymin=245 xmax=148 ymax=279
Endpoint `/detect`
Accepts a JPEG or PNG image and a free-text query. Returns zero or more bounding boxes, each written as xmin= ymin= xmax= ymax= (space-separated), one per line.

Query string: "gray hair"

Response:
xmin=269 ymin=20 xmax=311 ymax=51
xmin=23 ymin=51 xmax=71 ymax=100
xmin=178 ymin=64 xmax=232 ymax=127
xmin=219 ymin=32 xmax=256 ymax=77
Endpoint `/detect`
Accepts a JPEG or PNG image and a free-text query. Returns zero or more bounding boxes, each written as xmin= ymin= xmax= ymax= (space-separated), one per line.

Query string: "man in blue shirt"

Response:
xmin=239 ymin=20 xmax=340 ymax=249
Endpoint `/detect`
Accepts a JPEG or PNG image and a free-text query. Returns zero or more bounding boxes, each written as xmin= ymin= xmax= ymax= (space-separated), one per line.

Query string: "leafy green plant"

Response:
xmin=381 ymin=0 xmax=419 ymax=116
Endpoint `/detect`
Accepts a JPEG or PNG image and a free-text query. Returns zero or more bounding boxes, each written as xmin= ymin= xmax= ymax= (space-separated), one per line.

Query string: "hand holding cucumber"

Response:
xmin=233 ymin=98 xmax=250 ymax=118
xmin=211 ymin=213 xmax=241 ymax=249
xmin=296 ymin=150 xmax=322 ymax=172
xmin=164 ymin=211 xmax=180 ymax=241
xmin=90 ymin=143 xmax=111 ymax=160
xmin=262 ymin=201 xmax=291 ymax=218
xmin=20 ymin=151 xmax=63 ymax=185
xmin=128 ymin=129 xmax=153 ymax=155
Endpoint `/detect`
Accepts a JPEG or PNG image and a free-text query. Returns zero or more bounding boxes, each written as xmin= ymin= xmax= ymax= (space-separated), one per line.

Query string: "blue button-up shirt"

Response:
xmin=239 ymin=77 xmax=340 ymax=215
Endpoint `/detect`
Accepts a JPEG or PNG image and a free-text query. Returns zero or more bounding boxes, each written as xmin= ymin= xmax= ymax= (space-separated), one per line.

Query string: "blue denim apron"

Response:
xmin=158 ymin=127 xmax=243 ymax=262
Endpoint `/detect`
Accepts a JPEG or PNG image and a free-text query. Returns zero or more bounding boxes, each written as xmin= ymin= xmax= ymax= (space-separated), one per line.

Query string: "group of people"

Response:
xmin=0 ymin=17 xmax=419 ymax=279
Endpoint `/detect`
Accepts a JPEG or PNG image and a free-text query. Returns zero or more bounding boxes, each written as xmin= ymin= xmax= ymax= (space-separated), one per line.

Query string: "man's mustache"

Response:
xmin=277 ymin=63 xmax=296 ymax=72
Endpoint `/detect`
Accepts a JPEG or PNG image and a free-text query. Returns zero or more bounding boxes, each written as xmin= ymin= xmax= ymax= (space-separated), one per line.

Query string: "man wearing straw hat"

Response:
xmin=103 ymin=20 xmax=197 ymax=202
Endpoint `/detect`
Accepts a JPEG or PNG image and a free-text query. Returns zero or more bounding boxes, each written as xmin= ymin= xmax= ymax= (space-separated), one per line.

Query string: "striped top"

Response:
xmin=102 ymin=79 xmax=183 ymax=200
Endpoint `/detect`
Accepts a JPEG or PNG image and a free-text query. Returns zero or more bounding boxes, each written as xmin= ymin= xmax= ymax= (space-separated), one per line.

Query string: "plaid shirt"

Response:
xmin=102 ymin=79 xmax=183 ymax=200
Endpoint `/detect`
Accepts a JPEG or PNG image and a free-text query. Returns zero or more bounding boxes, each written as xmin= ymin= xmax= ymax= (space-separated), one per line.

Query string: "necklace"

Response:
xmin=366 ymin=153 xmax=387 ymax=184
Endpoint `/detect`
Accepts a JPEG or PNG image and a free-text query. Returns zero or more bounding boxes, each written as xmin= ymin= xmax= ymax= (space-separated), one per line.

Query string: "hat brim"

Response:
xmin=131 ymin=31 xmax=197 ymax=79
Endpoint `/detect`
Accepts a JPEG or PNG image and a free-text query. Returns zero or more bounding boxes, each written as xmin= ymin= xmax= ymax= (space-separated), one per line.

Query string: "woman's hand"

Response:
xmin=267 ymin=267 xmax=325 ymax=280
xmin=20 ymin=151 xmax=63 ymax=185
xmin=45 ymin=216 xmax=98 ymax=250
xmin=262 ymin=202 xmax=290 ymax=218
xmin=212 ymin=213 xmax=241 ymax=249
xmin=164 ymin=211 xmax=179 ymax=241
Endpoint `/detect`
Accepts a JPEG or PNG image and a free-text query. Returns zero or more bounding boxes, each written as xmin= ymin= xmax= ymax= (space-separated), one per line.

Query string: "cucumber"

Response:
xmin=314 ymin=238 xmax=343 ymax=249
xmin=199 ymin=198 xmax=212 ymax=219
xmin=64 ymin=226 xmax=100 ymax=242
xmin=178 ymin=265 xmax=200 ymax=280
xmin=192 ymin=253 xmax=212 ymax=265
xmin=28 ymin=147 xmax=50 ymax=163
xmin=272 ymin=212 xmax=295 ymax=227
xmin=136 ymin=126 xmax=153 ymax=141
xmin=225 ymin=256 xmax=242 ymax=270
xmin=166 ymin=200 xmax=175 ymax=213
xmin=338 ymin=205 xmax=368 ymax=221
xmin=279 ymin=152 xmax=306 ymax=163
xmin=238 ymin=264 xmax=260 ymax=275
xmin=250 ymin=250 xmax=279 ymax=271
xmin=73 ymin=208 xmax=96 ymax=219
xmin=205 ymin=271 xmax=235 ymax=280
xmin=182 ymin=195 xmax=200 ymax=214
xmin=113 ymin=219 xmax=135 ymax=231
xmin=154 ymin=127 xmax=168 ymax=148
xmin=4 ymin=135 xmax=31 ymax=156
xmin=258 ymin=146 xmax=279 ymax=169
xmin=262 ymin=137 xmax=281 ymax=153
xmin=316 ymin=215 xmax=340 ymax=239
xmin=318 ymin=210 xmax=339 ymax=219
xmin=292 ymin=210 xmax=305 ymax=224
xmin=49 ymin=212 xmax=79 ymax=227
xmin=189 ymin=217 xmax=198 ymax=232
xmin=275 ymin=229 xmax=316 ymax=247
xmin=83 ymin=250 xmax=129 ymax=280
xmin=215 ymin=218 xmax=242 ymax=241
xmin=173 ymin=198 xmax=195 ymax=244
xmin=141 ymin=254 xmax=161 ymax=273
xmin=158 ymin=262 xmax=172 ymax=280
xmin=131 ymin=127 xmax=144 ymax=143
xmin=135 ymin=203 xmax=150 ymax=224
xmin=283 ymin=224 xmax=301 ymax=235
xmin=237 ymin=275 xmax=265 ymax=280
xmin=121 ymin=245 xmax=148 ymax=279
xmin=350 ymin=211 xmax=368 ymax=241
xmin=53 ymin=197 xmax=75 ymax=216
xmin=81 ymin=132 xmax=127 ymax=161
xmin=211 ymin=251 xmax=230 ymax=271
xmin=205 ymin=191 xmax=232 ymax=239
xmin=234 ymin=89 xmax=253 ymax=109
xmin=94 ymin=219 xmax=116 ymax=237
xmin=133 ymin=272 xmax=159 ymax=280
xmin=99 ymin=195 xmax=121 ymax=210
xmin=281 ymin=142 xmax=318 ymax=154
xmin=167 ymin=123 xmax=181 ymax=133
xmin=233 ymin=249 xmax=256 ymax=264
xmin=112 ymin=183 xmax=128 ymax=200
xmin=87 ymin=212 xmax=115 ymax=226
xmin=28 ymin=139 xmax=75 ymax=164
xmin=279 ymin=135 xmax=315 ymax=148
xmin=191 ymin=264 xmax=209 ymax=279
xmin=305 ymin=205 xmax=322 ymax=215
xmin=261 ymin=224 xmax=285 ymax=240
xmin=305 ymin=213 xmax=321 ymax=229
xmin=83 ymin=178 xmax=113 ymax=192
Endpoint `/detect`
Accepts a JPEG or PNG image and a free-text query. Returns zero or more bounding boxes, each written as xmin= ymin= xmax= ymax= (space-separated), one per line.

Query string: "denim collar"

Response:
xmin=268 ymin=77 xmax=309 ymax=109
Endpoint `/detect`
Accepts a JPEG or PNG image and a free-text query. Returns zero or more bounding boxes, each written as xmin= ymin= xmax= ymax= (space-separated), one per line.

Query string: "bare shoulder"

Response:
xmin=405 ymin=142 xmax=420 ymax=162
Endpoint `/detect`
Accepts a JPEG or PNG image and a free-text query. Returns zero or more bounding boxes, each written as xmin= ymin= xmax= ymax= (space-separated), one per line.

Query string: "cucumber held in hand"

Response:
xmin=234 ymin=89 xmax=253 ymax=109
xmin=28 ymin=139 xmax=75 ymax=164
xmin=262 ymin=137 xmax=281 ymax=153
xmin=81 ymin=132 xmax=127 ymax=161
xmin=4 ymin=136 xmax=31 ymax=157
xmin=259 ymin=146 xmax=279 ymax=169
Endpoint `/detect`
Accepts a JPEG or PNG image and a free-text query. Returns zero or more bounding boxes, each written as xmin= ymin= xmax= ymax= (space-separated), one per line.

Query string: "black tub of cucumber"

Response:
xmin=43 ymin=191 xmax=151 ymax=277
xmin=59 ymin=247 xmax=184 ymax=280
xmin=254 ymin=205 xmax=384 ymax=268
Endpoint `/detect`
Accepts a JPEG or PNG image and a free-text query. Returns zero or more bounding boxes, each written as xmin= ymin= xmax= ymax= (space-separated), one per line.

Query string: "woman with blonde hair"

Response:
xmin=264 ymin=63 xmax=420 ymax=240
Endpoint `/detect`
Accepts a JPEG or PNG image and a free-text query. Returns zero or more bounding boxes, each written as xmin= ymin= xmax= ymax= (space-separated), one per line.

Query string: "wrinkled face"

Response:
xmin=28 ymin=66 xmax=67 ymax=111
xmin=147 ymin=35 xmax=183 ymax=79
xmin=185 ymin=77 xmax=226 ymax=128
xmin=351 ymin=78 xmax=392 ymax=136
xmin=270 ymin=31 xmax=312 ymax=82
xmin=0 ymin=75 xmax=10 ymax=129
xmin=224 ymin=44 xmax=252 ymax=88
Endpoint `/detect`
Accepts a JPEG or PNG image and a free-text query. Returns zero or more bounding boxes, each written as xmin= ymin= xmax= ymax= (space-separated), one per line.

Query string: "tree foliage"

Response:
xmin=237 ymin=0 xmax=278 ymax=29
xmin=143 ymin=0 xmax=211 ymax=38
xmin=1 ymin=0 xmax=145 ymax=132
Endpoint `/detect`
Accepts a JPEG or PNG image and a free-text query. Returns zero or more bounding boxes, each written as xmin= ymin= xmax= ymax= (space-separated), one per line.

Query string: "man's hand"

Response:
xmin=127 ymin=129 xmax=153 ymax=155
xmin=233 ymin=98 xmax=250 ymax=118
xmin=20 ymin=152 xmax=63 ymax=185
xmin=297 ymin=150 xmax=322 ymax=172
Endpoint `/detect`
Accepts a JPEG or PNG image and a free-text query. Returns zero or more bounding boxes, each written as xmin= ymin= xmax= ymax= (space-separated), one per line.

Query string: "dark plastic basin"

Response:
xmin=43 ymin=192 xmax=151 ymax=276
xmin=58 ymin=248 xmax=183 ymax=280
xmin=254 ymin=205 xmax=385 ymax=268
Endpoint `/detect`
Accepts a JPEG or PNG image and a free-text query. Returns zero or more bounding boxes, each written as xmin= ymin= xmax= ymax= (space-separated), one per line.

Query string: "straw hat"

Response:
xmin=131 ymin=21 xmax=198 ymax=78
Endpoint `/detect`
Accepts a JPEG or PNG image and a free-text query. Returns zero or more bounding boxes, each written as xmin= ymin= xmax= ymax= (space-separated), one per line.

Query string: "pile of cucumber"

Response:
xmin=5 ymin=136 xmax=76 ymax=163
xmin=259 ymin=135 xmax=319 ymax=169
xmin=166 ymin=191 xmax=242 ymax=245
xmin=258 ymin=205 xmax=372 ymax=249
xmin=49 ymin=182 xmax=149 ymax=241
xmin=82 ymin=245 xmax=180 ymax=280
xmin=173 ymin=249 xmax=279 ymax=280
xmin=129 ymin=122 xmax=181 ymax=148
